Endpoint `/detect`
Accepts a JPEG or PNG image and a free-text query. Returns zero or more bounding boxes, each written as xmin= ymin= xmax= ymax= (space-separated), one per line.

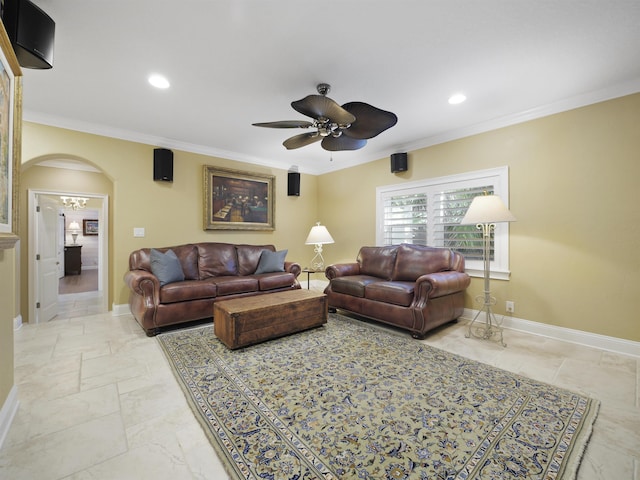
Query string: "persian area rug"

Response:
xmin=157 ymin=314 xmax=599 ymax=480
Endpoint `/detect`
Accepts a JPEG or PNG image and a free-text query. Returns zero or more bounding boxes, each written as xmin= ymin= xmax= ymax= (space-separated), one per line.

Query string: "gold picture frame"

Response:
xmin=0 ymin=23 xmax=22 ymax=250
xmin=203 ymin=165 xmax=275 ymax=231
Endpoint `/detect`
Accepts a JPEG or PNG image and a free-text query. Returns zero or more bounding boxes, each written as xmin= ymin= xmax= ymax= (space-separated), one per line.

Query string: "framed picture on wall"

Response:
xmin=203 ymin=165 xmax=275 ymax=231
xmin=0 ymin=23 xmax=22 ymax=250
xmin=83 ymin=219 xmax=99 ymax=235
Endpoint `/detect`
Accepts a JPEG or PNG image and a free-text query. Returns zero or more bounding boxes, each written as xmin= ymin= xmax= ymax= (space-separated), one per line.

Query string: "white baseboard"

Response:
xmin=461 ymin=308 xmax=640 ymax=357
xmin=111 ymin=303 xmax=131 ymax=316
xmin=13 ymin=314 xmax=22 ymax=331
xmin=0 ymin=386 xmax=19 ymax=450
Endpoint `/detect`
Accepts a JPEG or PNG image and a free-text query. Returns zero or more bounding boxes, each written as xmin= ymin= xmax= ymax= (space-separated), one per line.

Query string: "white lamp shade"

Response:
xmin=68 ymin=221 xmax=81 ymax=231
xmin=305 ymin=223 xmax=334 ymax=245
xmin=461 ymin=195 xmax=516 ymax=224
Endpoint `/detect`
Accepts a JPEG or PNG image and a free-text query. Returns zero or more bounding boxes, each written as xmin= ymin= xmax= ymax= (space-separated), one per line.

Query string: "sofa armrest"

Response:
xmin=414 ymin=271 xmax=471 ymax=300
xmin=325 ymin=263 xmax=361 ymax=280
xmin=123 ymin=269 xmax=160 ymax=306
xmin=284 ymin=261 xmax=301 ymax=278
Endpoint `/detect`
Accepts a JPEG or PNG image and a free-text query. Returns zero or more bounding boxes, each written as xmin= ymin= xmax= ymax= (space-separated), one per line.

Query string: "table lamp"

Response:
xmin=304 ymin=222 xmax=334 ymax=270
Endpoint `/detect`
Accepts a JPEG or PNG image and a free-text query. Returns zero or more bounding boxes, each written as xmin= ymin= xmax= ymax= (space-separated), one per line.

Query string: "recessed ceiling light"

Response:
xmin=448 ymin=93 xmax=466 ymax=105
xmin=148 ymin=74 xmax=170 ymax=89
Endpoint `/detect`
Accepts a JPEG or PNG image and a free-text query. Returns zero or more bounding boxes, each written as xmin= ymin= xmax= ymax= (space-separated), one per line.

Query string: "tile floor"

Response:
xmin=1 ymin=288 xmax=638 ymax=479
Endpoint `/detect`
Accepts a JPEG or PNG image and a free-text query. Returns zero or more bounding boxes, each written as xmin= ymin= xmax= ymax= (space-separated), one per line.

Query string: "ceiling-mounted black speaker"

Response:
xmin=153 ymin=148 xmax=173 ymax=182
xmin=287 ymin=172 xmax=300 ymax=196
xmin=390 ymin=153 xmax=408 ymax=173
xmin=2 ymin=0 xmax=55 ymax=69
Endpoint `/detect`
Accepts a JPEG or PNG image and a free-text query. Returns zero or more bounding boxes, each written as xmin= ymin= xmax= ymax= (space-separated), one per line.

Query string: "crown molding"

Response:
xmin=23 ymin=78 xmax=640 ymax=176
xmin=398 ymin=79 xmax=640 ymax=155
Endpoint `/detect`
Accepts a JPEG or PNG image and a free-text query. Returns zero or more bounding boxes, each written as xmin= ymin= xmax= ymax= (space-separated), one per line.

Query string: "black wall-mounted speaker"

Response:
xmin=287 ymin=172 xmax=300 ymax=196
xmin=390 ymin=153 xmax=408 ymax=173
xmin=153 ymin=148 xmax=173 ymax=182
xmin=2 ymin=0 xmax=55 ymax=69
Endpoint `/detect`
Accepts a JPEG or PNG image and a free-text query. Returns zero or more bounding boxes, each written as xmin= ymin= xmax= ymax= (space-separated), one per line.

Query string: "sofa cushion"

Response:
xmin=129 ymin=244 xmax=199 ymax=280
xmin=254 ymin=249 xmax=288 ymax=274
xmin=357 ymin=246 xmax=398 ymax=280
xmin=213 ymin=276 xmax=259 ymax=296
xmin=331 ymin=275 xmax=382 ymax=298
xmin=150 ymin=249 xmax=185 ymax=286
xmin=365 ymin=281 xmax=414 ymax=307
xmin=198 ymin=243 xmax=238 ymax=278
xmin=159 ymin=279 xmax=217 ymax=304
xmin=236 ymin=244 xmax=275 ymax=275
xmin=258 ymin=272 xmax=296 ymax=291
xmin=391 ymin=244 xmax=453 ymax=281
xmin=171 ymin=244 xmax=200 ymax=280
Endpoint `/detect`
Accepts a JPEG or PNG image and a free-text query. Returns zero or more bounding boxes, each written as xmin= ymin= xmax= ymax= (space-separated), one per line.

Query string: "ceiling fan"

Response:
xmin=252 ymin=83 xmax=398 ymax=151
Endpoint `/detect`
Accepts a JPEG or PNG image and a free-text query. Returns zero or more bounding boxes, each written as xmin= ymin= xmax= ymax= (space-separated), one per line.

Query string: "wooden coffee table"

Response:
xmin=213 ymin=289 xmax=327 ymax=349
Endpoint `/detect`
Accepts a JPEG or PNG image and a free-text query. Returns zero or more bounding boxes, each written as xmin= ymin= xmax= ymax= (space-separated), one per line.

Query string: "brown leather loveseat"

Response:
xmin=324 ymin=244 xmax=470 ymax=338
xmin=124 ymin=243 xmax=301 ymax=336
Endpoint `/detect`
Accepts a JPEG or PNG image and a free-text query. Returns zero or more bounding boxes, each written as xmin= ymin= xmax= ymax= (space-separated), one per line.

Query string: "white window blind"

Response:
xmin=381 ymin=189 xmax=427 ymax=245
xmin=376 ymin=166 xmax=512 ymax=279
xmin=432 ymin=185 xmax=493 ymax=262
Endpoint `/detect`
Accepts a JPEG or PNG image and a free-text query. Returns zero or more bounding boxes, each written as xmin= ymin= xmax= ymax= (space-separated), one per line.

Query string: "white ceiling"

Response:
xmin=20 ymin=0 xmax=640 ymax=175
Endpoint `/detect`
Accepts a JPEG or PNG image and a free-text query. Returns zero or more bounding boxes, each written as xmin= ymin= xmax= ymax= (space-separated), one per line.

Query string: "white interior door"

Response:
xmin=57 ymin=213 xmax=65 ymax=278
xmin=37 ymin=195 xmax=60 ymax=322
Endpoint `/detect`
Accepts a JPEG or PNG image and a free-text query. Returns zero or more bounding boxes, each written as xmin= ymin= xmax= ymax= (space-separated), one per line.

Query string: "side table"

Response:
xmin=64 ymin=244 xmax=82 ymax=275
xmin=302 ymin=268 xmax=324 ymax=290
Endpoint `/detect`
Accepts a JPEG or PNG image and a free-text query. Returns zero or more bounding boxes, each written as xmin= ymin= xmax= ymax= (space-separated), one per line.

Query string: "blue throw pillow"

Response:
xmin=254 ymin=249 xmax=288 ymax=274
xmin=150 ymin=248 xmax=185 ymax=286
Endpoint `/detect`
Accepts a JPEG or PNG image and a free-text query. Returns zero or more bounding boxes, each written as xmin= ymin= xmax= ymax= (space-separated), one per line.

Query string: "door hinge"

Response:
xmin=36 ymin=254 xmax=40 ymax=260
xmin=36 ymin=205 xmax=40 ymax=212
xmin=36 ymin=302 xmax=40 ymax=309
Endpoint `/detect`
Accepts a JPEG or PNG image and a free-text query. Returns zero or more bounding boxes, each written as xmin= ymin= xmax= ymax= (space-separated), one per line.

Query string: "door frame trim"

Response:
xmin=28 ymin=189 xmax=109 ymax=323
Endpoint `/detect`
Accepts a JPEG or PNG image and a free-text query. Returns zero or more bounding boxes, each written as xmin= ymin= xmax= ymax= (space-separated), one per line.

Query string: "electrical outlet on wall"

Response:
xmin=505 ymin=301 xmax=515 ymax=313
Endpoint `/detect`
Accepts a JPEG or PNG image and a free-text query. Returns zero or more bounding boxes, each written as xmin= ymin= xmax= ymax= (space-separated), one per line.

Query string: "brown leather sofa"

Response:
xmin=324 ymin=244 xmax=470 ymax=338
xmin=124 ymin=243 xmax=301 ymax=336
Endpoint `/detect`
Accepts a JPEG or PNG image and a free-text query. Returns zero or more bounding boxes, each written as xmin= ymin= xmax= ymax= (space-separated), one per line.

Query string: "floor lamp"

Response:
xmin=461 ymin=194 xmax=516 ymax=346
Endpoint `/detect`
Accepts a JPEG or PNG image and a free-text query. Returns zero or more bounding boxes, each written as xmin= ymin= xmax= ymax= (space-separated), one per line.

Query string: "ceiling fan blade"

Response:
xmin=291 ymin=95 xmax=356 ymax=125
xmin=252 ymin=120 xmax=314 ymax=128
xmin=340 ymin=102 xmax=398 ymax=139
xmin=283 ymin=132 xmax=322 ymax=150
xmin=321 ymin=135 xmax=367 ymax=151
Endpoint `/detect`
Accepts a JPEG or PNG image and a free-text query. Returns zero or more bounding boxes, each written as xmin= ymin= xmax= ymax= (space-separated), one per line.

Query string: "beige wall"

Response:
xmin=319 ymin=93 xmax=640 ymax=342
xmin=18 ymin=123 xmax=320 ymax=315
xmin=0 ymin=248 xmax=16 ymax=413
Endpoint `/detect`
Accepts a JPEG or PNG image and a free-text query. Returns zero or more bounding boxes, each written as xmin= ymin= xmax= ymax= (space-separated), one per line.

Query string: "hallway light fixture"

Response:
xmin=68 ymin=221 xmax=81 ymax=245
xmin=304 ymin=222 xmax=334 ymax=270
xmin=60 ymin=196 xmax=88 ymax=210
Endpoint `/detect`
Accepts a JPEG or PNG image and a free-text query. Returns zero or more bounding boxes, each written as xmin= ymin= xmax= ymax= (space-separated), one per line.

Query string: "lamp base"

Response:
xmin=465 ymin=294 xmax=506 ymax=347
xmin=309 ymin=254 xmax=325 ymax=271
xmin=309 ymin=244 xmax=325 ymax=271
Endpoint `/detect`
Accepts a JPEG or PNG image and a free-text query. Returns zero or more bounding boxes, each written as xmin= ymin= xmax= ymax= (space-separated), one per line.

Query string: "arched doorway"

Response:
xmin=20 ymin=156 xmax=112 ymax=324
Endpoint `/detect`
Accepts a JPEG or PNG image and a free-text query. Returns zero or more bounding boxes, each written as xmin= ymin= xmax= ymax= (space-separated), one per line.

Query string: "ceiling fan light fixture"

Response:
xmin=253 ymin=83 xmax=397 ymax=151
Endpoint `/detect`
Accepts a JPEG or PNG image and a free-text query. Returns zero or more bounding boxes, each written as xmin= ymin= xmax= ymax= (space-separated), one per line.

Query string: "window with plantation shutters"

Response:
xmin=376 ymin=166 xmax=512 ymax=279
xmin=381 ymin=188 xmax=427 ymax=245
xmin=432 ymin=185 xmax=493 ymax=262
